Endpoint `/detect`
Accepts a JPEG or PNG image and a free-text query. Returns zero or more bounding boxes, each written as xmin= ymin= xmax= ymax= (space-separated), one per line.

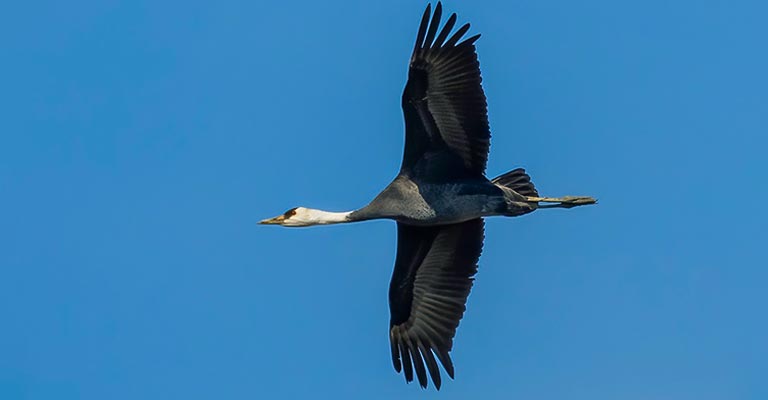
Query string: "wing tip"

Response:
xmin=464 ymin=33 xmax=482 ymax=46
xmin=391 ymin=326 xmax=451 ymax=390
xmin=415 ymin=2 xmax=481 ymax=53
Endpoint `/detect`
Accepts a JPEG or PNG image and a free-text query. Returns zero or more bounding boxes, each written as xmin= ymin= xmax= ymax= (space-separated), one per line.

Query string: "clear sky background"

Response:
xmin=2 ymin=0 xmax=767 ymax=399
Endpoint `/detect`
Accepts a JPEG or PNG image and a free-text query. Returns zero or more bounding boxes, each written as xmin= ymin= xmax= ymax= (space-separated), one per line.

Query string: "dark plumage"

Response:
xmin=389 ymin=218 xmax=484 ymax=389
xmin=401 ymin=2 xmax=488 ymax=178
xmin=260 ymin=2 xmax=596 ymax=390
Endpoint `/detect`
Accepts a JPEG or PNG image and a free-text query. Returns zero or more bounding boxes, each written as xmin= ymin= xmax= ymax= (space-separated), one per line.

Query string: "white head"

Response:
xmin=259 ymin=207 xmax=352 ymax=227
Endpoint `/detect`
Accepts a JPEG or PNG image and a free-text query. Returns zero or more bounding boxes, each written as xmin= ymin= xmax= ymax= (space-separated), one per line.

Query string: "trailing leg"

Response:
xmin=526 ymin=195 xmax=597 ymax=208
xmin=492 ymin=168 xmax=596 ymax=211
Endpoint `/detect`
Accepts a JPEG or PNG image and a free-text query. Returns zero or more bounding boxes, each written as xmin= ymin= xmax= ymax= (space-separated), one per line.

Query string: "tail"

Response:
xmin=492 ymin=168 xmax=539 ymax=197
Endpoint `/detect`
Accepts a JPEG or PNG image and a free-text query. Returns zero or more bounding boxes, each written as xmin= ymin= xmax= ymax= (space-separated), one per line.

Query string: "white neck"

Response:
xmin=299 ymin=208 xmax=354 ymax=226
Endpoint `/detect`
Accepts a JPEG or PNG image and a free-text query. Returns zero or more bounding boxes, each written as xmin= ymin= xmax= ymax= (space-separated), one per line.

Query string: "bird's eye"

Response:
xmin=284 ymin=207 xmax=298 ymax=217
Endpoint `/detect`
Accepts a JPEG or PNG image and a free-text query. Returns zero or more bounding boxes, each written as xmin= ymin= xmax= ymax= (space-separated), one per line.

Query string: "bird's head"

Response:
xmin=259 ymin=207 xmax=311 ymax=227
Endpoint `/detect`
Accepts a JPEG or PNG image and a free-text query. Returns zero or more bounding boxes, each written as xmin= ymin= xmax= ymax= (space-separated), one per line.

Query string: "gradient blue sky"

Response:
xmin=2 ymin=0 xmax=767 ymax=399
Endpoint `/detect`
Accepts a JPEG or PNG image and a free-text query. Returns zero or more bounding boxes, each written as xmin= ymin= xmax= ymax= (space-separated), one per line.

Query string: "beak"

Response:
xmin=259 ymin=215 xmax=285 ymax=225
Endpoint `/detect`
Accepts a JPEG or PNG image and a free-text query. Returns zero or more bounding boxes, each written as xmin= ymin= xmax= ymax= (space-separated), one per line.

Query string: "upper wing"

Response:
xmin=388 ymin=218 xmax=485 ymax=389
xmin=400 ymin=2 xmax=491 ymax=177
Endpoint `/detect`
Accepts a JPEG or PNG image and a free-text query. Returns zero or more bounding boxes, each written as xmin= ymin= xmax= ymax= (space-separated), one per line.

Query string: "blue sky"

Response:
xmin=1 ymin=0 xmax=767 ymax=398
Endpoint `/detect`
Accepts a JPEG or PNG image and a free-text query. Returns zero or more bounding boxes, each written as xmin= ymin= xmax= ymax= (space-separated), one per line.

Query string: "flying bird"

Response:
xmin=261 ymin=2 xmax=596 ymax=389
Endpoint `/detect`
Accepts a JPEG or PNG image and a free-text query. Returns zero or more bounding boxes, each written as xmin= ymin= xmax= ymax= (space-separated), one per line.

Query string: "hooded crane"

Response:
xmin=260 ymin=2 xmax=596 ymax=390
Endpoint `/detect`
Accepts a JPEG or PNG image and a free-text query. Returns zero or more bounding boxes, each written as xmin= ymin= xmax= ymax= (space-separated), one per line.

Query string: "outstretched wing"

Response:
xmin=388 ymin=218 xmax=485 ymax=389
xmin=401 ymin=2 xmax=490 ymax=177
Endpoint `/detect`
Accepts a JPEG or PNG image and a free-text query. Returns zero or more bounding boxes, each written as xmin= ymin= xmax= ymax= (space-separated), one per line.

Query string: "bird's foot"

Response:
xmin=560 ymin=196 xmax=597 ymax=207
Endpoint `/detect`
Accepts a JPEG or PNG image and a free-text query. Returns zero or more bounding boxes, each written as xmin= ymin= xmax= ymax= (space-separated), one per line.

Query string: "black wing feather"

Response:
xmin=401 ymin=2 xmax=490 ymax=177
xmin=444 ymin=23 xmax=471 ymax=48
xmin=413 ymin=4 xmax=431 ymax=53
xmin=423 ymin=2 xmax=442 ymax=50
xmin=388 ymin=218 xmax=485 ymax=389
xmin=433 ymin=13 xmax=457 ymax=48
